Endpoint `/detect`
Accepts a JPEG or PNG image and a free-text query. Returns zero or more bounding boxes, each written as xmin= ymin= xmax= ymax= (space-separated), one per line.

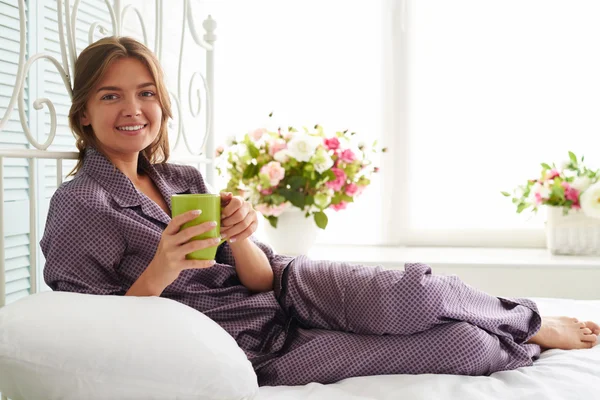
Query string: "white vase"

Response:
xmin=263 ymin=209 xmax=320 ymax=256
xmin=545 ymin=206 xmax=600 ymax=255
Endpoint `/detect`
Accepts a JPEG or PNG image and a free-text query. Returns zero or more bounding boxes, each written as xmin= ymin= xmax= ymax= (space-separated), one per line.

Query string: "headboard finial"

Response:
xmin=203 ymin=15 xmax=217 ymax=43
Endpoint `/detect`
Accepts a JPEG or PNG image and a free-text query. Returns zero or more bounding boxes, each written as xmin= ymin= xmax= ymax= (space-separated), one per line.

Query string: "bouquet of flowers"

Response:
xmin=215 ymin=114 xmax=387 ymax=229
xmin=502 ymin=151 xmax=600 ymax=218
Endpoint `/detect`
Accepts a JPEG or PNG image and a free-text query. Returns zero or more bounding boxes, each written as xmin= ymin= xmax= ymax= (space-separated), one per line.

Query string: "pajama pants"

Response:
xmin=255 ymin=257 xmax=542 ymax=386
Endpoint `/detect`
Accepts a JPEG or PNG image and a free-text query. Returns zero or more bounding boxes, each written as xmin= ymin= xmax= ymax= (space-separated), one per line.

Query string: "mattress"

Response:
xmin=256 ymin=297 xmax=600 ymax=399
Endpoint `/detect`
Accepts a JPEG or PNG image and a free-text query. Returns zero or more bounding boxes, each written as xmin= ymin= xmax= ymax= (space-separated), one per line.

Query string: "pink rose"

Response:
xmin=561 ymin=181 xmax=580 ymax=203
xmin=324 ymin=137 xmax=340 ymax=151
xmin=331 ymin=201 xmax=348 ymax=211
xmin=545 ymin=169 xmax=560 ymax=180
xmin=260 ymin=187 xmax=274 ymax=195
xmin=340 ymin=149 xmax=356 ymax=163
xmin=268 ymin=138 xmax=287 ymax=156
xmin=534 ymin=192 xmax=543 ymax=205
xmin=326 ymin=168 xmax=347 ymax=191
xmin=345 ymin=183 xmax=358 ymax=196
xmin=250 ymin=128 xmax=266 ymax=141
xmin=260 ymin=161 xmax=285 ymax=186
xmin=215 ymin=145 xmax=224 ymax=157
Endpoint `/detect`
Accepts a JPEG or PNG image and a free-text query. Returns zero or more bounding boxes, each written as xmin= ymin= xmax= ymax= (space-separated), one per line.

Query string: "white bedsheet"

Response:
xmin=256 ymin=297 xmax=600 ymax=400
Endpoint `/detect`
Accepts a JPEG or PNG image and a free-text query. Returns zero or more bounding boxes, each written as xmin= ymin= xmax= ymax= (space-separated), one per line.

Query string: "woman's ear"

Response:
xmin=81 ymin=111 xmax=90 ymax=127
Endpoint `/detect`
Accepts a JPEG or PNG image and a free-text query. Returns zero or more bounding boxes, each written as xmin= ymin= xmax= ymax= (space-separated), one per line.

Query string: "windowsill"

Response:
xmin=306 ymin=244 xmax=600 ymax=270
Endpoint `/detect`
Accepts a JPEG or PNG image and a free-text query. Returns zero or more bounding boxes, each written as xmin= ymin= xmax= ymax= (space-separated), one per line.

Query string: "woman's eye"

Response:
xmin=141 ymin=91 xmax=155 ymax=97
xmin=100 ymin=94 xmax=118 ymax=101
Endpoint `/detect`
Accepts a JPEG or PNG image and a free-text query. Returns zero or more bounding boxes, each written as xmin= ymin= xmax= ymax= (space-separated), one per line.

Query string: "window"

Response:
xmin=202 ymin=0 xmax=388 ymax=245
xmin=392 ymin=0 xmax=600 ymax=247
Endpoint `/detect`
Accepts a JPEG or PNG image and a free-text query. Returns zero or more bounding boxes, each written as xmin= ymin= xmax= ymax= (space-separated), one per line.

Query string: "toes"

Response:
xmin=581 ymin=333 xmax=597 ymax=343
xmin=584 ymin=320 xmax=600 ymax=334
xmin=581 ymin=327 xmax=592 ymax=335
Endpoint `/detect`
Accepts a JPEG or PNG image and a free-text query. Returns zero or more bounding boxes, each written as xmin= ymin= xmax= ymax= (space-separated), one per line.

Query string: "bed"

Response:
xmin=0 ymin=1 xmax=599 ymax=400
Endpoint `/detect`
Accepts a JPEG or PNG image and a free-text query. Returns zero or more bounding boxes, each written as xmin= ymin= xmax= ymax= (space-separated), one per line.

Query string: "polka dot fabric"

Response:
xmin=41 ymin=147 xmax=542 ymax=387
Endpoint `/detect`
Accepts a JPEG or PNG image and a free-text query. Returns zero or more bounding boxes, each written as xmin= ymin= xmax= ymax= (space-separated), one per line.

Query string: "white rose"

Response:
xmin=314 ymin=156 xmax=334 ymax=174
xmin=225 ymin=135 xmax=236 ymax=147
xmin=287 ymin=134 xmax=320 ymax=162
xmin=580 ymin=182 xmax=600 ymax=219
xmin=531 ymin=181 xmax=551 ymax=199
xmin=571 ymin=176 xmax=592 ymax=192
xmin=273 ymin=149 xmax=291 ymax=163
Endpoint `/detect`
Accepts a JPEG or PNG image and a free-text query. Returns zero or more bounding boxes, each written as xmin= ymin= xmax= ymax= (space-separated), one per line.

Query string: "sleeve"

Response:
xmin=40 ymin=189 xmax=127 ymax=295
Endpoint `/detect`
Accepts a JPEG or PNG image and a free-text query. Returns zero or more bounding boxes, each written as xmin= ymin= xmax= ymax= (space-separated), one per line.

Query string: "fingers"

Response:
xmin=164 ymin=209 xmax=202 ymax=235
xmin=220 ymin=192 xmax=233 ymax=208
xmin=179 ymin=236 xmax=221 ymax=256
xmin=222 ymin=206 xmax=248 ymax=229
xmin=174 ymin=220 xmax=218 ymax=245
xmin=221 ymin=211 xmax=257 ymax=242
xmin=221 ymin=196 xmax=244 ymax=220
xmin=227 ymin=219 xmax=258 ymax=243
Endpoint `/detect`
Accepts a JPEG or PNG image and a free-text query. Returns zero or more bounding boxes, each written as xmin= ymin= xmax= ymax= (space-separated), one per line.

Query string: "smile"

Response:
xmin=115 ymin=124 xmax=148 ymax=135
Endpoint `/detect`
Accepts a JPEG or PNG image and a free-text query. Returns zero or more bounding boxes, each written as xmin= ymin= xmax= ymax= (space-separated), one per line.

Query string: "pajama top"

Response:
xmin=41 ymin=146 xmax=294 ymax=366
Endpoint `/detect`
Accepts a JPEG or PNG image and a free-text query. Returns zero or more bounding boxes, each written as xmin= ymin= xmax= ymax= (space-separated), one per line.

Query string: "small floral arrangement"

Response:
xmin=502 ymin=151 xmax=600 ymax=218
xmin=215 ymin=113 xmax=387 ymax=229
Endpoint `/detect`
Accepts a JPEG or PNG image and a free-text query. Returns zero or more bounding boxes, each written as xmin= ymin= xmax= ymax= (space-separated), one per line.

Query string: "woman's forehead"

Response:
xmin=97 ymin=57 xmax=156 ymax=88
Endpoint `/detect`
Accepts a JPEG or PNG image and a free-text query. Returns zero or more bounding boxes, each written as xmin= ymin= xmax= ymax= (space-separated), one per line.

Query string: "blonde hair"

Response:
xmin=67 ymin=36 xmax=172 ymax=176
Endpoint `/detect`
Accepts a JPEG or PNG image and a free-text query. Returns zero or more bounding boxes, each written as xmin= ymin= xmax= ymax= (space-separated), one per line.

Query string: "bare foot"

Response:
xmin=527 ymin=316 xmax=598 ymax=350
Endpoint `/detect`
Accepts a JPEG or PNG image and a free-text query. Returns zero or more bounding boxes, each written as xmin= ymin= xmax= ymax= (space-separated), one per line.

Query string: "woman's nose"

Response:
xmin=121 ymin=96 xmax=142 ymax=117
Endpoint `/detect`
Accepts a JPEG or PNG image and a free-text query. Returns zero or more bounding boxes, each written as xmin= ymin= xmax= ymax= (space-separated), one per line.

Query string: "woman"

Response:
xmin=41 ymin=36 xmax=599 ymax=387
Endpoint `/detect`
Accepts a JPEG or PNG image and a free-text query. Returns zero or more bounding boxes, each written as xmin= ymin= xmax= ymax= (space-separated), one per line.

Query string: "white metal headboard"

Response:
xmin=0 ymin=0 xmax=217 ymax=318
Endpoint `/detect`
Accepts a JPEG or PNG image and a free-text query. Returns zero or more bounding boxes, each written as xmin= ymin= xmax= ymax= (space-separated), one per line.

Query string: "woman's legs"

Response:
xmin=277 ymin=256 xmax=541 ymax=344
xmin=256 ymin=320 xmax=540 ymax=386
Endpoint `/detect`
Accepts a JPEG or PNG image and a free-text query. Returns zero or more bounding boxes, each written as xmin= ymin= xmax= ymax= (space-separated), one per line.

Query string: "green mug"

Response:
xmin=171 ymin=194 xmax=226 ymax=260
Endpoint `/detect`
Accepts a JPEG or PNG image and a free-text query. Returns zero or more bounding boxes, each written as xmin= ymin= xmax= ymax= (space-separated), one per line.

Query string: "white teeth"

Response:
xmin=117 ymin=124 xmax=145 ymax=131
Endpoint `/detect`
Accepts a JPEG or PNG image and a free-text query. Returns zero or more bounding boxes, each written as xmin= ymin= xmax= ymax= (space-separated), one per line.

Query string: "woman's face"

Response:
xmin=81 ymin=57 xmax=163 ymax=159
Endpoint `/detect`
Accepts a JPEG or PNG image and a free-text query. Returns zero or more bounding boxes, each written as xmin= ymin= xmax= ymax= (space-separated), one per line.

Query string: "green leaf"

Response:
xmin=516 ymin=203 xmax=529 ymax=213
xmin=242 ymin=164 xmax=259 ymax=180
xmin=541 ymin=163 xmax=552 ymax=170
xmin=314 ymin=211 xmax=328 ymax=229
xmin=288 ymin=176 xmax=306 ymax=190
xmin=248 ymin=143 xmax=260 ymax=158
xmin=267 ymin=215 xmax=278 ymax=228
xmin=501 ymin=191 xmax=511 ymax=197
xmin=569 ymin=151 xmax=577 ymax=164
xmin=271 ymin=194 xmax=286 ymax=205
xmin=281 ymin=189 xmax=306 ymax=209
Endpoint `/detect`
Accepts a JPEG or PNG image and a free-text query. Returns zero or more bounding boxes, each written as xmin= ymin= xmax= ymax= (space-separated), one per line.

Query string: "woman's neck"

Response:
xmin=103 ymin=148 xmax=144 ymax=184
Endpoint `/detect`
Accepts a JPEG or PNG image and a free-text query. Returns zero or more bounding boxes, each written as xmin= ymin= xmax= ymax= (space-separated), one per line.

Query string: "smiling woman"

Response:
xmin=67 ymin=37 xmax=173 ymax=182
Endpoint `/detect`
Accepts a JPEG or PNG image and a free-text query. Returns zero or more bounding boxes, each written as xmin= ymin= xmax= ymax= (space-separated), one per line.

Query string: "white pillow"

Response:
xmin=0 ymin=291 xmax=259 ymax=400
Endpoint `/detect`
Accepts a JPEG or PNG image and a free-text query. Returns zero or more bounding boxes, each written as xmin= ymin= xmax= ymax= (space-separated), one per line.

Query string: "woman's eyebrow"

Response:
xmin=96 ymin=82 xmax=156 ymax=93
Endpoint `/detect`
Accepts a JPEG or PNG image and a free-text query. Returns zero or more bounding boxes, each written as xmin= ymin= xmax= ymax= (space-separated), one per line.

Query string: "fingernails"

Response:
xmin=192 ymin=209 xmax=202 ymax=215
xmin=220 ymin=233 xmax=228 ymax=239
xmin=229 ymin=237 xmax=237 ymax=243
xmin=209 ymin=221 xmax=217 ymax=227
xmin=209 ymin=260 xmax=216 ymax=266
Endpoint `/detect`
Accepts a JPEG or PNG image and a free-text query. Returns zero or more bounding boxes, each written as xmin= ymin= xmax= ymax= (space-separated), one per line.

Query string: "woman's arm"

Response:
xmin=229 ymin=238 xmax=273 ymax=292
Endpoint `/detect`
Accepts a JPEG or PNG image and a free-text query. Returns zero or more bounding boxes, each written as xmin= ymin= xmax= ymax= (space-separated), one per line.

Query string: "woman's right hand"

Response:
xmin=147 ymin=209 xmax=220 ymax=288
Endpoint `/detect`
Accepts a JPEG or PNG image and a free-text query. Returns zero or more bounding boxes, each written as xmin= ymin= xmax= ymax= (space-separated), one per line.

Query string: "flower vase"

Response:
xmin=545 ymin=206 xmax=600 ymax=255
xmin=262 ymin=209 xmax=320 ymax=256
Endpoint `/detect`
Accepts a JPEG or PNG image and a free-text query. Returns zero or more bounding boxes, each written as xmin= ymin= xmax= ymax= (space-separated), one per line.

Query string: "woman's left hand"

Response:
xmin=220 ymin=192 xmax=258 ymax=244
